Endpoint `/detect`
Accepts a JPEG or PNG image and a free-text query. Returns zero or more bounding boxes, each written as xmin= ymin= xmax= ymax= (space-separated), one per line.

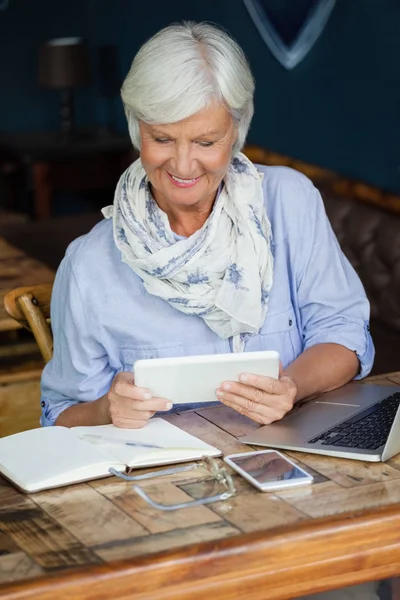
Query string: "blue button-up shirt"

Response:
xmin=41 ymin=165 xmax=374 ymax=426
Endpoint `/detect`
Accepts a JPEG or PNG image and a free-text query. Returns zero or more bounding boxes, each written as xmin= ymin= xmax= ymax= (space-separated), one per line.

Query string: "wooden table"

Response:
xmin=0 ymin=130 xmax=134 ymax=219
xmin=1 ymin=372 xmax=400 ymax=600
xmin=0 ymin=237 xmax=54 ymax=332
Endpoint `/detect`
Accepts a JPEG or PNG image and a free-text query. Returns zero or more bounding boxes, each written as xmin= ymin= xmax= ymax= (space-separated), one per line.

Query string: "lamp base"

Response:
xmin=59 ymin=88 xmax=74 ymax=139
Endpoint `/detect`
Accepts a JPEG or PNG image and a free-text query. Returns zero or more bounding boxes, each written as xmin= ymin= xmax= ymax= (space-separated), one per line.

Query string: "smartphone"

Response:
xmin=134 ymin=350 xmax=279 ymax=405
xmin=223 ymin=450 xmax=313 ymax=492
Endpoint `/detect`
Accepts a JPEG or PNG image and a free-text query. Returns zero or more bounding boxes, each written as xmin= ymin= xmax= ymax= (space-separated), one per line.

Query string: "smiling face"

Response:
xmin=139 ymin=104 xmax=237 ymax=221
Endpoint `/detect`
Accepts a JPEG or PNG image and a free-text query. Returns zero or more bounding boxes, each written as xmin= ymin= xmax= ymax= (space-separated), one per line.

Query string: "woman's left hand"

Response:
xmin=216 ymin=369 xmax=298 ymax=425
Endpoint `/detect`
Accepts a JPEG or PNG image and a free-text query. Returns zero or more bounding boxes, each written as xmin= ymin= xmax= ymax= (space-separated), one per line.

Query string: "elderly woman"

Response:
xmin=40 ymin=22 xmax=377 ymax=599
xmin=41 ymin=21 xmax=373 ymax=430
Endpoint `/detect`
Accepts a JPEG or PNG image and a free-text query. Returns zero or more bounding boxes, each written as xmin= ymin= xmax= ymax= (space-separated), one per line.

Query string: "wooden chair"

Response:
xmin=3 ymin=283 xmax=53 ymax=364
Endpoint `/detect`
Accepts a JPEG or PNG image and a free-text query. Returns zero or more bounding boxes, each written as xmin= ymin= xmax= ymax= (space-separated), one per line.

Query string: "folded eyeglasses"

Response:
xmin=109 ymin=456 xmax=236 ymax=511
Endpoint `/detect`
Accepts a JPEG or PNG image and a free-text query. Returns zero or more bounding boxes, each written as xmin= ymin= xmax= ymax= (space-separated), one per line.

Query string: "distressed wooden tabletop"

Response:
xmin=0 ymin=237 xmax=54 ymax=332
xmin=1 ymin=372 xmax=400 ymax=600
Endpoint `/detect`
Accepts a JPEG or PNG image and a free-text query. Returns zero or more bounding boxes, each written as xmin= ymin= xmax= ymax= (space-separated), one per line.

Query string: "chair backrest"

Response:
xmin=4 ymin=283 xmax=53 ymax=363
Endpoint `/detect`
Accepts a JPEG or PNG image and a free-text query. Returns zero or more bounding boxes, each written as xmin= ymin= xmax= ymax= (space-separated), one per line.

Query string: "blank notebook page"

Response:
xmin=0 ymin=426 xmax=115 ymax=491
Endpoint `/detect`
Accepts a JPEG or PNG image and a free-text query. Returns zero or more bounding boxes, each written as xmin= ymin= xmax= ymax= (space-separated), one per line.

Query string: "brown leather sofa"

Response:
xmin=324 ymin=192 xmax=400 ymax=375
xmin=245 ymin=146 xmax=400 ymax=375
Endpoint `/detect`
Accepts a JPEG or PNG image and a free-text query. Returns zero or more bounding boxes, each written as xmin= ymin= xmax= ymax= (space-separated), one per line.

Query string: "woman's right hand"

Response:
xmin=106 ymin=371 xmax=173 ymax=428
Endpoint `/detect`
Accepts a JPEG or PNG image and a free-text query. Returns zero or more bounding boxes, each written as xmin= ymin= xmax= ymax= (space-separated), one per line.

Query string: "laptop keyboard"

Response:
xmin=308 ymin=391 xmax=400 ymax=451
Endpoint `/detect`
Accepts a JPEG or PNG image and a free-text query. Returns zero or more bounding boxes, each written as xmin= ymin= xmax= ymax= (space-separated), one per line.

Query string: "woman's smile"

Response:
xmin=166 ymin=171 xmax=202 ymax=188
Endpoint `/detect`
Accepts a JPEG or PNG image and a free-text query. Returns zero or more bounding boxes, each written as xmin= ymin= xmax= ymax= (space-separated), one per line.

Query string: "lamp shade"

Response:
xmin=38 ymin=37 xmax=90 ymax=88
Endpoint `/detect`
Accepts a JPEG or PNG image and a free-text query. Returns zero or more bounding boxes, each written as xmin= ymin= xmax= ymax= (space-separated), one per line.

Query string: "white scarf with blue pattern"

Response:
xmin=102 ymin=152 xmax=273 ymax=351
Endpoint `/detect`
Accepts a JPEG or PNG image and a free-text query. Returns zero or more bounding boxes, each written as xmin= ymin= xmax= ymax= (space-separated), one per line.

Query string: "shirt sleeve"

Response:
xmin=40 ymin=255 xmax=115 ymax=426
xmin=296 ymin=184 xmax=375 ymax=379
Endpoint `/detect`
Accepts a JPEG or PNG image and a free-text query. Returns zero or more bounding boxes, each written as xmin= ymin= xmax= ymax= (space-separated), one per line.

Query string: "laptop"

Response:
xmin=239 ymin=383 xmax=400 ymax=462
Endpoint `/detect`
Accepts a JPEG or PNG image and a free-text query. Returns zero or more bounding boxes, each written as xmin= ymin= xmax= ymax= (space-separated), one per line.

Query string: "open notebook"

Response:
xmin=0 ymin=419 xmax=220 ymax=493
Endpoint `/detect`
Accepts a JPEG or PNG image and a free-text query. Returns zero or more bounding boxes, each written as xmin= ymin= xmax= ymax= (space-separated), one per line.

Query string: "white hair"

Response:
xmin=121 ymin=21 xmax=254 ymax=155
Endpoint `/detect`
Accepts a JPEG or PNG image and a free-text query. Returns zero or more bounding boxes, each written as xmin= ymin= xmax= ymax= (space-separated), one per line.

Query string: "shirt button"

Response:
xmin=41 ymin=400 xmax=45 ymax=408
xmin=289 ymin=319 xmax=293 ymax=326
xmin=367 ymin=324 xmax=370 ymax=331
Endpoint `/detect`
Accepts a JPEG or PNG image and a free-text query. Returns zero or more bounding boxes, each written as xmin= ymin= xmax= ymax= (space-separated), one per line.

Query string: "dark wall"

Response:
xmin=0 ymin=0 xmax=399 ymax=193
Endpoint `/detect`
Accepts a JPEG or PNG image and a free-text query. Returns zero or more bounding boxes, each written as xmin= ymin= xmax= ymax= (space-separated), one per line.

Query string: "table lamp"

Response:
xmin=38 ymin=37 xmax=90 ymax=137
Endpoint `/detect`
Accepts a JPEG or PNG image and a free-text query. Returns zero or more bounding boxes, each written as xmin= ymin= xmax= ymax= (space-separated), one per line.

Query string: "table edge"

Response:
xmin=2 ymin=503 xmax=400 ymax=600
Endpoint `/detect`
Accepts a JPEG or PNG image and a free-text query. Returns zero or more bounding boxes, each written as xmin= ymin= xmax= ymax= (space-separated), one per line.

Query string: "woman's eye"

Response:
xmin=198 ymin=141 xmax=214 ymax=147
xmin=155 ymin=138 xmax=171 ymax=144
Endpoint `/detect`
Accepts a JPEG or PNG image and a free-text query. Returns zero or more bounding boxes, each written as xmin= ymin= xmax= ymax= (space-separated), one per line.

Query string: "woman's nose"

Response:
xmin=171 ymin=144 xmax=196 ymax=177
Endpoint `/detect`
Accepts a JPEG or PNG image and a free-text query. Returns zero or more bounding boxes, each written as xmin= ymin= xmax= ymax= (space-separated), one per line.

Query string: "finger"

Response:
xmin=218 ymin=381 xmax=285 ymax=407
xmin=216 ymin=389 xmax=284 ymax=421
xmin=217 ymin=382 xmax=294 ymax=415
xmin=113 ymin=395 xmax=173 ymax=413
xmin=219 ymin=395 xmax=282 ymax=425
xmin=112 ymin=410 xmax=156 ymax=423
xmin=112 ymin=417 xmax=150 ymax=429
xmin=133 ymin=397 xmax=173 ymax=413
xmin=113 ymin=379 xmax=152 ymax=400
xmin=237 ymin=373 xmax=287 ymax=395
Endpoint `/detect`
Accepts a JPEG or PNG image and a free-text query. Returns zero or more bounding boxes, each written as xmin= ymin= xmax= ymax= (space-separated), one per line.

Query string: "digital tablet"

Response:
xmin=133 ymin=350 xmax=280 ymax=405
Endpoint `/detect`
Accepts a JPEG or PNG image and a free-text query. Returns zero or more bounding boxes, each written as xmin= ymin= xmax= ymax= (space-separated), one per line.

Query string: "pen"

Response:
xmin=80 ymin=434 xmax=163 ymax=449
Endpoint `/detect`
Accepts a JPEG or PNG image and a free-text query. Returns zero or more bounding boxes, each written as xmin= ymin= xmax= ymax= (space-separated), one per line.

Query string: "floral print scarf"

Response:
xmin=102 ymin=152 xmax=273 ymax=351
